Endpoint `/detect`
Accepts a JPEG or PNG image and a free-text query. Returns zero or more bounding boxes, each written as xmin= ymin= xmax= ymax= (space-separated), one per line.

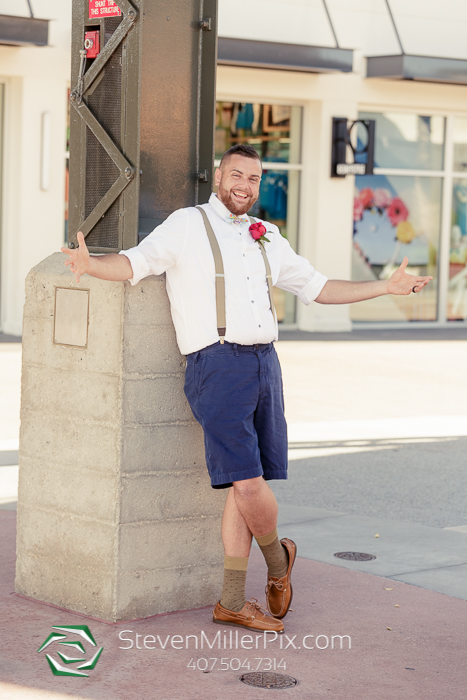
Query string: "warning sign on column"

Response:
xmin=89 ymin=0 xmax=122 ymax=19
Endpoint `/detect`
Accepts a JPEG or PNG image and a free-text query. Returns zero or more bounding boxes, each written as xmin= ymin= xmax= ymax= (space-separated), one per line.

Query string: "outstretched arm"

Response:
xmin=315 ymin=257 xmax=432 ymax=305
xmin=61 ymin=231 xmax=133 ymax=284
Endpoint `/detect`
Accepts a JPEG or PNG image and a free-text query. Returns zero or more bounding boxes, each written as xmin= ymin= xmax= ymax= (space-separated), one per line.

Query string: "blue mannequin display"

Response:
xmin=260 ymin=170 xmax=288 ymax=221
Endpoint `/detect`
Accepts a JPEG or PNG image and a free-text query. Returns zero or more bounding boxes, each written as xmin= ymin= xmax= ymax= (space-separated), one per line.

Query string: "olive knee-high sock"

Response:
xmin=255 ymin=528 xmax=288 ymax=578
xmin=220 ymin=556 xmax=248 ymax=612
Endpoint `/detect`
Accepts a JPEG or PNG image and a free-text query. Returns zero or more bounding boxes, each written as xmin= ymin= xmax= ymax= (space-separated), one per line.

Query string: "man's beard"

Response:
xmin=217 ymin=181 xmax=258 ymax=216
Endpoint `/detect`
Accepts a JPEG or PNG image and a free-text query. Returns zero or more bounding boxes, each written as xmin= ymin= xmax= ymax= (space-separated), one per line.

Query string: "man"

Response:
xmin=62 ymin=144 xmax=432 ymax=634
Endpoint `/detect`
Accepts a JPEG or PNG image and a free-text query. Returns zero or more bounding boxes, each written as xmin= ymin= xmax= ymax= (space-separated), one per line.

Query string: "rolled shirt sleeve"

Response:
xmin=275 ymin=234 xmax=327 ymax=304
xmin=119 ymin=209 xmax=188 ymax=286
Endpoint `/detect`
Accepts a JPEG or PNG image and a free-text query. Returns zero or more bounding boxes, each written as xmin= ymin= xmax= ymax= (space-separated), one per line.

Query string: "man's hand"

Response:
xmin=387 ymin=257 xmax=433 ymax=296
xmin=316 ymin=256 xmax=433 ymax=304
xmin=61 ymin=231 xmax=133 ymax=282
xmin=61 ymin=231 xmax=90 ymax=284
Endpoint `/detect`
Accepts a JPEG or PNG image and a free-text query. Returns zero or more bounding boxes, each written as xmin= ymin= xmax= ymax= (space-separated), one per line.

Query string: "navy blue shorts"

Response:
xmin=184 ymin=341 xmax=288 ymax=489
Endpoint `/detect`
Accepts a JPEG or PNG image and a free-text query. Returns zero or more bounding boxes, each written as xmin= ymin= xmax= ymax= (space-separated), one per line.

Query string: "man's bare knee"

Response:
xmin=233 ymin=477 xmax=263 ymax=501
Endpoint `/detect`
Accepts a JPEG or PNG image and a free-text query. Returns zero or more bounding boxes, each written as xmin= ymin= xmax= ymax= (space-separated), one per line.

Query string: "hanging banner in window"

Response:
xmin=89 ymin=0 xmax=122 ymax=19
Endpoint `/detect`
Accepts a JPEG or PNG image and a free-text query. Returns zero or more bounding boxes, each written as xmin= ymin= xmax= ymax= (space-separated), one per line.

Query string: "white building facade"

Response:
xmin=0 ymin=0 xmax=71 ymax=336
xmin=1 ymin=0 xmax=467 ymax=335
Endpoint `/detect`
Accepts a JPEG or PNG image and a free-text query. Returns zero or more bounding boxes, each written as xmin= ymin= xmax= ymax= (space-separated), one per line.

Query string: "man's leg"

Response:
xmin=219 ymin=480 xmax=286 ymax=612
xmin=219 ymin=487 xmax=251 ymax=612
xmin=231 ymin=476 xmax=277 ymax=538
xmin=214 ymin=485 xmax=284 ymax=632
xmin=231 ymin=477 xmax=288 ymax=579
xmin=222 ymin=486 xmax=253 ymax=556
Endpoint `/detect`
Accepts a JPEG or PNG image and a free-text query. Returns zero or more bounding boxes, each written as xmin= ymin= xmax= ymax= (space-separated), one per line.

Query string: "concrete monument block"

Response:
xmin=16 ymin=253 xmax=226 ymax=622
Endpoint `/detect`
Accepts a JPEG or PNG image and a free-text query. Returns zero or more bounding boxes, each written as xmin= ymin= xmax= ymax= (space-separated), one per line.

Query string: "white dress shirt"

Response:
xmin=120 ymin=193 xmax=327 ymax=355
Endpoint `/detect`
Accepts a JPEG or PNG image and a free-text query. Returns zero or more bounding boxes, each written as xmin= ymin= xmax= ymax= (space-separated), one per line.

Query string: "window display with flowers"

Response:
xmin=351 ymin=175 xmax=441 ymax=322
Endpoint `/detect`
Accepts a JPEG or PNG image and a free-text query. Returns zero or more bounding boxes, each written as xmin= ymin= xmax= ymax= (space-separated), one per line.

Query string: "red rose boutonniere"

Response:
xmin=249 ymin=221 xmax=272 ymax=246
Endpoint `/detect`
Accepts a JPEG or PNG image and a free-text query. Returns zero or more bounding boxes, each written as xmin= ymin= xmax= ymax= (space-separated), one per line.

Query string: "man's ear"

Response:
xmin=214 ymin=167 xmax=222 ymax=187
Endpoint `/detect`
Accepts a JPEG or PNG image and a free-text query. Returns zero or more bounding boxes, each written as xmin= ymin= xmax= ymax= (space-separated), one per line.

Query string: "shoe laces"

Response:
xmin=266 ymin=578 xmax=284 ymax=592
xmin=264 ymin=579 xmax=284 ymax=616
xmin=246 ymin=598 xmax=270 ymax=616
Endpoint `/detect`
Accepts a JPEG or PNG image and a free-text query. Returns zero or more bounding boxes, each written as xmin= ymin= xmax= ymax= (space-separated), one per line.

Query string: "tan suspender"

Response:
xmin=196 ymin=206 xmax=276 ymax=344
xmin=249 ymin=216 xmax=276 ymax=323
xmin=196 ymin=206 xmax=227 ymax=342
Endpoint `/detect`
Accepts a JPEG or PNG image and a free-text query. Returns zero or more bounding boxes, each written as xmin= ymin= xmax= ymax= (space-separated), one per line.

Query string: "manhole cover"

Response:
xmin=240 ymin=672 xmax=298 ymax=689
xmin=334 ymin=551 xmax=376 ymax=561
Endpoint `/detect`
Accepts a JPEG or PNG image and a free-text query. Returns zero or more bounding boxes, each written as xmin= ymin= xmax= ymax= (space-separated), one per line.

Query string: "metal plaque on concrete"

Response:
xmin=53 ymin=287 xmax=89 ymax=347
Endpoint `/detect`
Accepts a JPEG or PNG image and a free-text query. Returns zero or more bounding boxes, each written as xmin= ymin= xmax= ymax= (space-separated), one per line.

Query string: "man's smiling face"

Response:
xmin=214 ymin=154 xmax=262 ymax=216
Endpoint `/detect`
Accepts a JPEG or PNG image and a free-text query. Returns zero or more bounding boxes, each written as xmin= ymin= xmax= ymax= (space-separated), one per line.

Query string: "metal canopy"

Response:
xmin=367 ymin=54 xmax=467 ymax=86
xmin=0 ymin=14 xmax=48 ymax=46
xmin=218 ymin=37 xmax=352 ymax=73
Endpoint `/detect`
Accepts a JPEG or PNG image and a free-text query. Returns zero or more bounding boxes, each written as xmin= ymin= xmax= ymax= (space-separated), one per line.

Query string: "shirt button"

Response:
xmin=258 ymin=324 xmax=261 ymax=328
xmin=243 ymin=254 xmax=245 ymax=257
xmin=247 ymin=277 xmax=249 ymax=280
xmin=251 ymin=300 xmax=254 ymax=303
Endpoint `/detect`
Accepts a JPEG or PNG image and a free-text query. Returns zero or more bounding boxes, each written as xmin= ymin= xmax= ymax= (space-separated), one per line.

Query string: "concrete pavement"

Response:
xmin=1 ymin=333 xmax=467 ymax=698
xmin=1 ymin=509 xmax=467 ymax=700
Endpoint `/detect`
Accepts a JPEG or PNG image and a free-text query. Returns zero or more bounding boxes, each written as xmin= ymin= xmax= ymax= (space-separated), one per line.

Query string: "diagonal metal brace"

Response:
xmin=71 ymin=98 xmax=133 ymax=175
xmin=68 ymin=0 xmax=138 ymax=243
xmin=76 ymin=175 xmax=130 ymax=239
xmin=83 ymin=0 xmax=138 ymax=95
xmin=70 ymin=98 xmax=134 ymax=240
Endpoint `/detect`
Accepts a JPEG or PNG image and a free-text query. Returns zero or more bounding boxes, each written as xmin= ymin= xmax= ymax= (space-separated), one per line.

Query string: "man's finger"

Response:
xmin=61 ymin=247 xmax=73 ymax=257
xmin=412 ymin=280 xmax=430 ymax=292
xmin=77 ymin=231 xmax=85 ymax=247
xmin=398 ymin=256 xmax=409 ymax=272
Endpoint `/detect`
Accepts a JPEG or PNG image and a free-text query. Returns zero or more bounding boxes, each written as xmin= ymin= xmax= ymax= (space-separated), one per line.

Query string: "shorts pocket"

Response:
xmin=193 ymin=354 xmax=206 ymax=396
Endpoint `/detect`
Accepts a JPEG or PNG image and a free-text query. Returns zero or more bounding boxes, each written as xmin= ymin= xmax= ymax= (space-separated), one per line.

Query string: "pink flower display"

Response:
xmin=353 ymin=197 xmax=364 ymax=222
xmin=373 ymin=188 xmax=391 ymax=210
xmin=359 ymin=187 xmax=374 ymax=209
xmin=387 ymin=197 xmax=409 ymax=226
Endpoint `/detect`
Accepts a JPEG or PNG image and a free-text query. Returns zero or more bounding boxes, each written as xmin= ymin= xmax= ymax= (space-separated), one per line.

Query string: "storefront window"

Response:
xmin=448 ymin=178 xmax=467 ymax=321
xmin=358 ymin=111 xmax=445 ymax=171
xmin=215 ymin=102 xmax=302 ymax=164
xmin=453 ymin=117 xmax=467 ymax=173
xmin=351 ymin=174 xmax=441 ymax=322
xmin=215 ymin=102 xmax=303 ymax=324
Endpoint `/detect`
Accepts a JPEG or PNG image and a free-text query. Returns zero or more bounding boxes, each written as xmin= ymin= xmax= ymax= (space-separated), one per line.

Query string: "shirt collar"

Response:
xmin=209 ymin=193 xmax=250 ymax=225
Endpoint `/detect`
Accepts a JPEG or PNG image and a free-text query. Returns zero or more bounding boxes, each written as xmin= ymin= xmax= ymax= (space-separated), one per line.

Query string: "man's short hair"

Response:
xmin=220 ymin=144 xmax=262 ymax=169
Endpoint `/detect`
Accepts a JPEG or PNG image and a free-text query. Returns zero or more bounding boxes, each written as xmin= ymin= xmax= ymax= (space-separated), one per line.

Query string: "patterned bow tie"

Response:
xmin=227 ymin=213 xmax=249 ymax=225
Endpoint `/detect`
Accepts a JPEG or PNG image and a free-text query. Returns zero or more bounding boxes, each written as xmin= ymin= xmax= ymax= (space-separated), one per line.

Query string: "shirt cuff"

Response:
xmin=298 ymin=272 xmax=328 ymax=305
xmin=118 ymin=248 xmax=151 ymax=286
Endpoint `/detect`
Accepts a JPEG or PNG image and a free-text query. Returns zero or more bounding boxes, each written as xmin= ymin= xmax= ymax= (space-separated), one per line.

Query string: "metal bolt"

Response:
xmin=124 ymin=167 xmax=133 ymax=179
xmin=128 ymin=9 xmax=135 ymax=18
xmin=69 ymin=242 xmax=76 ymax=249
xmin=199 ymin=18 xmax=212 ymax=30
xmin=70 ymin=92 xmax=77 ymax=102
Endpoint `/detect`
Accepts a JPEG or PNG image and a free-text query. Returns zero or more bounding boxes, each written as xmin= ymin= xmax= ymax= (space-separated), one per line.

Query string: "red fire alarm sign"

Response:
xmin=89 ymin=1 xmax=122 ymax=20
xmin=84 ymin=31 xmax=100 ymax=59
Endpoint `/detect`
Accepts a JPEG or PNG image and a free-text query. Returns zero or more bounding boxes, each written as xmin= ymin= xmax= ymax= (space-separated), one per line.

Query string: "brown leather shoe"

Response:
xmin=265 ymin=538 xmax=297 ymax=619
xmin=213 ymin=598 xmax=284 ymax=633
